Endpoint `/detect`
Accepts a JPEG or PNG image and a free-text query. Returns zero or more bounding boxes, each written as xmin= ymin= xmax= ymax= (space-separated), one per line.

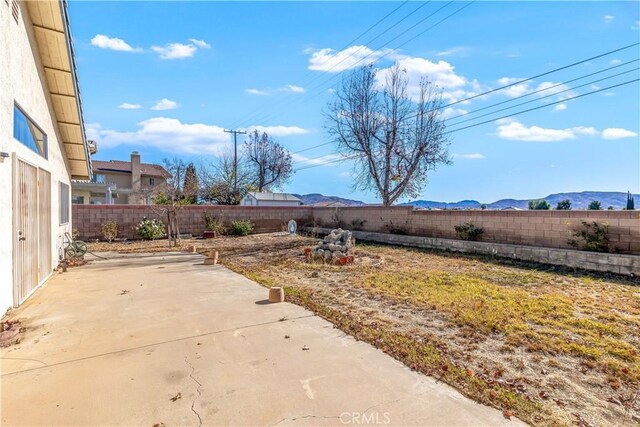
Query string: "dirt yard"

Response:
xmin=89 ymin=234 xmax=640 ymax=427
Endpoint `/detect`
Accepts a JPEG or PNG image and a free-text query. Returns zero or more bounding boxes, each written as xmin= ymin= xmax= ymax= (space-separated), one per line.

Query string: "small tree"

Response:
xmin=326 ymin=63 xmax=451 ymax=206
xmin=528 ymin=199 xmax=550 ymax=210
xmin=101 ymin=220 xmax=119 ymax=243
xmin=556 ymin=199 xmax=572 ymax=210
xmin=182 ymin=162 xmax=199 ymax=204
xmin=626 ymin=191 xmax=635 ymax=210
xmin=480 ymin=203 xmax=487 ymax=210
xmin=588 ymin=200 xmax=602 ymax=210
xmin=244 ymin=130 xmax=293 ymax=192
xmin=201 ymin=154 xmax=255 ymax=205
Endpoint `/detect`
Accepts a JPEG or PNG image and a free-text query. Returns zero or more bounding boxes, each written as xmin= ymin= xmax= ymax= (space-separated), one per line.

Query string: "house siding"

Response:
xmin=0 ymin=1 xmax=73 ymax=312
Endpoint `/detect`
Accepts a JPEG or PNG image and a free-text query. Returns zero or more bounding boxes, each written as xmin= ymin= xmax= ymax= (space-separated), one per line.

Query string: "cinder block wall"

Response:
xmin=311 ymin=207 xmax=640 ymax=254
xmin=72 ymin=205 xmax=640 ymax=254
xmin=72 ymin=205 xmax=314 ymax=240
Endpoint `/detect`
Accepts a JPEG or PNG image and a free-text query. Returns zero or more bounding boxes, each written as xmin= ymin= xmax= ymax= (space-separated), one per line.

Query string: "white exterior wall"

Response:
xmin=0 ymin=2 xmax=73 ymax=313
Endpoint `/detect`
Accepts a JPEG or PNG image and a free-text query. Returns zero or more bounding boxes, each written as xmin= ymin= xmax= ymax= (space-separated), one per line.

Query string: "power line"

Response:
xmin=290 ymin=43 xmax=639 ymax=157
xmin=245 ymin=1 xmax=466 ymax=128
xmin=227 ymin=1 xmax=413 ymax=129
xmin=293 ymin=78 xmax=640 ymax=171
xmin=444 ymin=58 xmax=640 ymax=123
xmin=435 ymin=41 xmax=640 ymax=111
xmin=447 ymin=66 xmax=639 ymax=127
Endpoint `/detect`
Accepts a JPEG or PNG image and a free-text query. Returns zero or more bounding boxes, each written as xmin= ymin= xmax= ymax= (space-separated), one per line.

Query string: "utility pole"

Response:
xmin=224 ymin=129 xmax=247 ymax=193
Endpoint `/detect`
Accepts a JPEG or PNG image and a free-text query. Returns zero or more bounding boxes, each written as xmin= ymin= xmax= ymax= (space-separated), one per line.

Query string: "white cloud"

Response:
xmin=554 ymin=103 xmax=567 ymax=111
xmin=495 ymin=119 xmax=598 ymax=142
xmin=601 ymin=128 xmax=638 ymax=140
xmin=118 ymin=103 xmax=142 ymax=110
xmin=610 ymin=59 xmax=622 ymax=65
xmin=188 ymin=38 xmax=211 ymax=49
xmin=281 ymin=84 xmax=306 ymax=93
xmin=307 ymin=45 xmax=395 ymax=72
xmin=376 ymin=56 xmax=469 ymax=102
xmin=435 ymin=47 xmax=470 ymax=57
xmin=442 ymin=107 xmax=468 ymax=119
xmin=497 ymin=77 xmax=530 ymax=97
xmin=243 ymin=125 xmax=309 ymax=137
xmin=88 ymin=118 xmax=229 ymax=154
xmin=152 ymin=43 xmax=197 ymax=59
xmin=91 ymin=34 xmax=141 ymax=52
xmin=454 ymin=153 xmax=485 ymax=159
xmin=151 ymin=98 xmax=178 ymax=110
xmin=87 ymin=119 xmax=310 ymax=154
xmin=604 ymin=15 xmax=615 ymax=23
xmin=245 ymin=88 xmax=269 ymax=96
xmin=633 ymin=20 xmax=640 ymax=30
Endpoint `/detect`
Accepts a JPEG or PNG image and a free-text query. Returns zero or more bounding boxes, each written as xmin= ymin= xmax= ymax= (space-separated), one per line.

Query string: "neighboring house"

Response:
xmin=240 ymin=192 xmax=303 ymax=207
xmin=72 ymin=151 xmax=170 ymax=205
xmin=1 ymin=0 xmax=92 ymax=311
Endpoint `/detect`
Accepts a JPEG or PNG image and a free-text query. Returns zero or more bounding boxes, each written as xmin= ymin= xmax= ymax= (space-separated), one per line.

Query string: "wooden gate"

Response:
xmin=12 ymin=158 xmax=51 ymax=306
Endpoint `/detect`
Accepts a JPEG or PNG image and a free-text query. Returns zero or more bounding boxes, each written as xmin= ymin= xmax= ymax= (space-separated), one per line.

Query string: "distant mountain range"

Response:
xmin=294 ymin=193 xmax=366 ymax=207
xmin=296 ymin=191 xmax=639 ymax=210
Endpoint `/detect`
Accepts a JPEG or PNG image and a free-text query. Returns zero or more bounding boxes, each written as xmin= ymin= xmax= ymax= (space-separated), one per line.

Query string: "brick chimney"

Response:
xmin=131 ymin=151 xmax=141 ymax=202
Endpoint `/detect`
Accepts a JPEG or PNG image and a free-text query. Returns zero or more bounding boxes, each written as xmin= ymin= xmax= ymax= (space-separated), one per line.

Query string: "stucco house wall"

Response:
xmin=0 ymin=1 xmax=75 ymax=313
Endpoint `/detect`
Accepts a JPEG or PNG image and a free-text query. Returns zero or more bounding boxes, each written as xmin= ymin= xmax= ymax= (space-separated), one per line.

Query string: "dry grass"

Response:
xmin=89 ymin=234 xmax=640 ymax=426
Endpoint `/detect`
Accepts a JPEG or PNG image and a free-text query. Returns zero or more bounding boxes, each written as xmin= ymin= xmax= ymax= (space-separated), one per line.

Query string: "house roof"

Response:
xmin=247 ymin=192 xmax=302 ymax=202
xmin=26 ymin=0 xmax=91 ymax=180
xmin=92 ymin=160 xmax=171 ymax=178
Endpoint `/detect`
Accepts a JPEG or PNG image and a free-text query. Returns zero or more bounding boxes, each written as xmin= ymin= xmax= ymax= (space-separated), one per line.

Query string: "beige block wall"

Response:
xmin=72 ymin=205 xmax=640 ymax=255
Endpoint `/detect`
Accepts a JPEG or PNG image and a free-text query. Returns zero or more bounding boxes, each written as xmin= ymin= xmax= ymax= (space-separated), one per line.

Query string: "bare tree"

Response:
xmin=200 ymin=154 xmax=255 ymax=205
xmin=326 ymin=63 xmax=451 ymax=206
xmin=150 ymin=158 xmax=189 ymax=246
xmin=244 ymin=130 xmax=293 ymax=192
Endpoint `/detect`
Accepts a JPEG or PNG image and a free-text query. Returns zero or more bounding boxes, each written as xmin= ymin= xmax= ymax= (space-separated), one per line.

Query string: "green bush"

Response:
xmin=101 ymin=220 xmax=119 ymax=242
xmin=203 ymin=213 xmax=226 ymax=234
xmin=135 ymin=218 xmax=166 ymax=240
xmin=568 ymin=221 xmax=609 ymax=252
xmin=556 ymin=199 xmax=572 ymax=210
xmin=588 ymin=200 xmax=602 ymax=210
xmin=528 ymin=199 xmax=550 ymax=210
xmin=454 ymin=222 xmax=485 ymax=241
xmin=229 ymin=219 xmax=253 ymax=236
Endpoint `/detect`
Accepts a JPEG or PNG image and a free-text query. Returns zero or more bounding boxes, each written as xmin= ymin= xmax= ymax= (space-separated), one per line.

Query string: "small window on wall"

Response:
xmin=149 ymin=177 xmax=156 ymax=186
xmin=72 ymin=195 xmax=84 ymax=204
xmin=13 ymin=104 xmax=47 ymax=158
xmin=60 ymin=182 xmax=70 ymax=224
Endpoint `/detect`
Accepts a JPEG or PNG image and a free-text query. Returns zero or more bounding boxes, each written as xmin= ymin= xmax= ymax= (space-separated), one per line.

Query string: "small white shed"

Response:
xmin=241 ymin=192 xmax=303 ymax=207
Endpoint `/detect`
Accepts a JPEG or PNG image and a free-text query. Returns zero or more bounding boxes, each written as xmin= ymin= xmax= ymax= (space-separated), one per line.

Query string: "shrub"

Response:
xmin=588 ymin=200 xmax=602 ymax=210
xmin=556 ymin=199 xmax=572 ymax=210
xmin=101 ymin=220 xmax=119 ymax=242
xmin=528 ymin=199 xmax=550 ymax=210
xmin=229 ymin=219 xmax=253 ymax=236
xmin=568 ymin=221 xmax=609 ymax=252
xmin=135 ymin=218 xmax=166 ymax=240
xmin=383 ymin=220 xmax=408 ymax=235
xmin=480 ymin=203 xmax=487 ymax=210
xmin=454 ymin=222 xmax=485 ymax=241
xmin=203 ymin=213 xmax=226 ymax=234
xmin=350 ymin=218 xmax=367 ymax=230
xmin=331 ymin=208 xmax=345 ymax=228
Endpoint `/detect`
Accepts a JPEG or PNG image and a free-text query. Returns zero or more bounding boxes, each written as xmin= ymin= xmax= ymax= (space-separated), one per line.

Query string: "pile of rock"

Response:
xmin=309 ymin=228 xmax=354 ymax=264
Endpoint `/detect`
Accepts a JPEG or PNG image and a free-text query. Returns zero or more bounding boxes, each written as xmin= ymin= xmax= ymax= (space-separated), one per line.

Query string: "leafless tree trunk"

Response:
xmin=326 ymin=63 xmax=451 ymax=206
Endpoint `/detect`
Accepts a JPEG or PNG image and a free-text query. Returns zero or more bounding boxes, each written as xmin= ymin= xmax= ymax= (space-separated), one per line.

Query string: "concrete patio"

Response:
xmin=1 ymin=252 xmax=524 ymax=426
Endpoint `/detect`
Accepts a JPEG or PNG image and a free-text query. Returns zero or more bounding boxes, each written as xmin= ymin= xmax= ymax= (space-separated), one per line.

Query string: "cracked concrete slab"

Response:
xmin=1 ymin=252 xmax=526 ymax=426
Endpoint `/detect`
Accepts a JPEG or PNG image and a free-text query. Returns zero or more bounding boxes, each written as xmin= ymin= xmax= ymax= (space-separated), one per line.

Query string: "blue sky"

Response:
xmin=70 ymin=1 xmax=640 ymax=203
